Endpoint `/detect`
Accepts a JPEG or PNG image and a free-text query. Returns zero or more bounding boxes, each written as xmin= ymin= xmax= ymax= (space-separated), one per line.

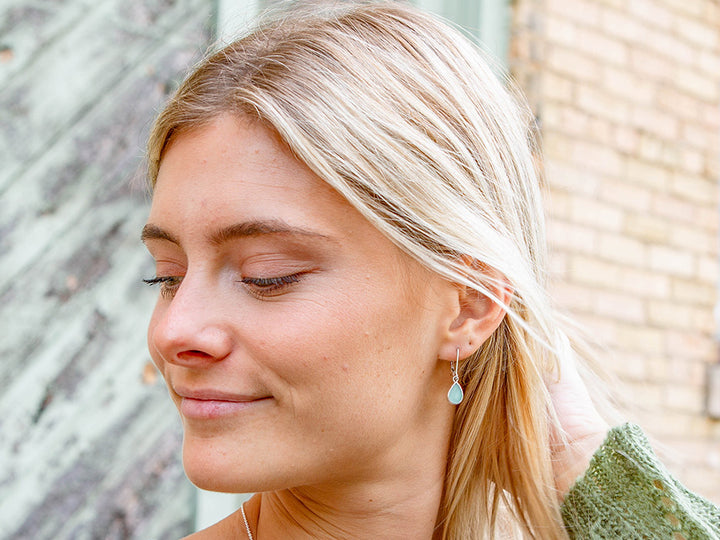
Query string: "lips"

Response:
xmin=173 ymin=386 xmax=270 ymax=419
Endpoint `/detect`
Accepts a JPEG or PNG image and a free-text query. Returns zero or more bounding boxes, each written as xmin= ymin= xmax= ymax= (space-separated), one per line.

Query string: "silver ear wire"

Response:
xmin=447 ymin=347 xmax=464 ymax=405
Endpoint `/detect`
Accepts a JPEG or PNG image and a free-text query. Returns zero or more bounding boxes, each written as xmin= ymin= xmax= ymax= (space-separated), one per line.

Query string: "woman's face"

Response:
xmin=144 ymin=115 xmax=459 ymax=493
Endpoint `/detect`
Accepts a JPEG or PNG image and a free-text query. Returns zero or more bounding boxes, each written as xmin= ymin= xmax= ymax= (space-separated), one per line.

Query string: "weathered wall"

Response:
xmin=0 ymin=0 xmax=213 ymax=537
xmin=511 ymin=0 xmax=720 ymax=502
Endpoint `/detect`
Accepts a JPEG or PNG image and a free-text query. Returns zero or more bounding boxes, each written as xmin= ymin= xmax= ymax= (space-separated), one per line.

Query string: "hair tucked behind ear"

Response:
xmin=147 ymin=2 xmax=610 ymax=538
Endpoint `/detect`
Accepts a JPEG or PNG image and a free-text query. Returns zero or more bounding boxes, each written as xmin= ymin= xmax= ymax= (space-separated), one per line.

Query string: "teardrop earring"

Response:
xmin=447 ymin=347 xmax=464 ymax=405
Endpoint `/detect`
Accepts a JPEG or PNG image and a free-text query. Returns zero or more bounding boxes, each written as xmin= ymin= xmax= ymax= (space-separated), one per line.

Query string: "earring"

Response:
xmin=447 ymin=348 xmax=464 ymax=405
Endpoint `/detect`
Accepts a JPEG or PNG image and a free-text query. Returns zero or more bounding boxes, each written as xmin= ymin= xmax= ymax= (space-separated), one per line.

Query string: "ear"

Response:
xmin=437 ymin=270 xmax=513 ymax=362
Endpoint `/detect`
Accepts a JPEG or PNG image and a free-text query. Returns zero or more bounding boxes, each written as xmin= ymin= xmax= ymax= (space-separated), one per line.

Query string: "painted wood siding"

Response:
xmin=0 ymin=0 xmax=214 ymax=537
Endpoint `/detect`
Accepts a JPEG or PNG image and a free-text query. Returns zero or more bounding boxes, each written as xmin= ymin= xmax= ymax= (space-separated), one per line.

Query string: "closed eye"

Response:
xmin=240 ymin=273 xmax=302 ymax=297
xmin=143 ymin=276 xmax=183 ymax=299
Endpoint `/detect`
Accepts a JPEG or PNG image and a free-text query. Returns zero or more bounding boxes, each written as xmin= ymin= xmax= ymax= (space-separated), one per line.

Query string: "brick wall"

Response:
xmin=511 ymin=0 xmax=720 ymax=502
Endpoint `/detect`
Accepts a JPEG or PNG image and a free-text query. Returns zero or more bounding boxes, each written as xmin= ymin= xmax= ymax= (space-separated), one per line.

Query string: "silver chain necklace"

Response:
xmin=241 ymin=502 xmax=254 ymax=540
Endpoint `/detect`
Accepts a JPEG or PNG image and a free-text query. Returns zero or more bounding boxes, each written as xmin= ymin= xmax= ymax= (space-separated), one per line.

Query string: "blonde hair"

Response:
xmin=147 ymin=2 xmax=595 ymax=538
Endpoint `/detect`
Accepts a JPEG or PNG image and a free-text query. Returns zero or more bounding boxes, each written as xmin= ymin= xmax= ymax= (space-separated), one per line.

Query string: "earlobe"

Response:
xmin=437 ymin=274 xmax=512 ymax=362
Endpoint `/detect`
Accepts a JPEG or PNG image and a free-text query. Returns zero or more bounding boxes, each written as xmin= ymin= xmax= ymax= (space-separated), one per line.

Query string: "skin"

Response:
xmin=143 ymin=114 xmax=607 ymax=538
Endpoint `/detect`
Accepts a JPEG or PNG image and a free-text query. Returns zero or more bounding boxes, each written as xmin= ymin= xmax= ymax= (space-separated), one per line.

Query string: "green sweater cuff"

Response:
xmin=560 ymin=423 xmax=720 ymax=539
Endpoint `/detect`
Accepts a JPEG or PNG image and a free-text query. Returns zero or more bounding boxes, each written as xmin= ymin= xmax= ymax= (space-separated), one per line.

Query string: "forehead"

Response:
xmin=150 ymin=115 xmax=344 ymax=226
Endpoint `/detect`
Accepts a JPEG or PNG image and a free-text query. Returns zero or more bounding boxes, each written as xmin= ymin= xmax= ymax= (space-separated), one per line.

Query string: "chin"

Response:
xmin=181 ymin=435 xmax=245 ymax=492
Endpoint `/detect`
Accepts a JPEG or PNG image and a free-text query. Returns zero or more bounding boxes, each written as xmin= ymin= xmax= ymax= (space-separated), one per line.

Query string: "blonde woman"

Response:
xmin=141 ymin=1 xmax=720 ymax=538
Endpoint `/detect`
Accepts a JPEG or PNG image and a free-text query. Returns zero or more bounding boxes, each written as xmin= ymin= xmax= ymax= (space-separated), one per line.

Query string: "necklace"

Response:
xmin=241 ymin=502 xmax=254 ymax=540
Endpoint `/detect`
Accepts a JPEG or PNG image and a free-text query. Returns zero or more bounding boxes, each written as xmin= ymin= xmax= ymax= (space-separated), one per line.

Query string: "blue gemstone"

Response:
xmin=447 ymin=382 xmax=464 ymax=405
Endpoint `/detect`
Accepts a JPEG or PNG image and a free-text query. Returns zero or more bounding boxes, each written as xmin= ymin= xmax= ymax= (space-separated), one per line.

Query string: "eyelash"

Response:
xmin=142 ymin=273 xmax=303 ymax=299
xmin=143 ymin=276 xmax=182 ymax=299
xmin=240 ymin=273 xmax=302 ymax=296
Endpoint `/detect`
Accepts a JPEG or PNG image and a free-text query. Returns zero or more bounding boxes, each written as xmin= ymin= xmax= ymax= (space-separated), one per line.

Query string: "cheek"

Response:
xmin=146 ymin=303 xmax=167 ymax=372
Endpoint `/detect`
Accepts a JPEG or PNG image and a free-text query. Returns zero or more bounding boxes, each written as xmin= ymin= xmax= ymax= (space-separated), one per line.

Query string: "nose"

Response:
xmin=149 ymin=274 xmax=233 ymax=368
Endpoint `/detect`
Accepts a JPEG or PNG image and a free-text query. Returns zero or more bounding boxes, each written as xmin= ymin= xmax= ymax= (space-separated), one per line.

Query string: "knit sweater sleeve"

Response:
xmin=560 ymin=423 xmax=720 ymax=539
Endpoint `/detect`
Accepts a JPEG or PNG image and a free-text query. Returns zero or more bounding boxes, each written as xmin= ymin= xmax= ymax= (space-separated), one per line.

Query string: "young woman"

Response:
xmin=141 ymin=1 xmax=720 ymax=538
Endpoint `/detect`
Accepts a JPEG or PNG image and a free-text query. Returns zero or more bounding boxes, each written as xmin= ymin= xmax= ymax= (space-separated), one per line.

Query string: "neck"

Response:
xmin=248 ymin=406 xmax=454 ymax=539
xmin=256 ymin=471 xmax=445 ymax=539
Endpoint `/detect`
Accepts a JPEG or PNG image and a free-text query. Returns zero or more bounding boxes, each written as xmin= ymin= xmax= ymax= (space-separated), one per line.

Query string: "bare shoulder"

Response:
xmin=182 ymin=511 xmax=244 ymax=539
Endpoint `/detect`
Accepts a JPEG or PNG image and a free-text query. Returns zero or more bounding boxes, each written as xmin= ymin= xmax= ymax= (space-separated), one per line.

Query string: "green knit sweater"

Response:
xmin=561 ymin=423 xmax=720 ymax=539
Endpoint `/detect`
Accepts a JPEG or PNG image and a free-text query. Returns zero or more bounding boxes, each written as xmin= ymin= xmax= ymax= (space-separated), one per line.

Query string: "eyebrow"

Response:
xmin=141 ymin=219 xmax=330 ymax=246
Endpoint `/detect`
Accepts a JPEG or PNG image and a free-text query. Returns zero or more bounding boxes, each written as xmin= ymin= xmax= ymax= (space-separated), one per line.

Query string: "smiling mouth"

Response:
xmin=174 ymin=388 xmax=271 ymax=420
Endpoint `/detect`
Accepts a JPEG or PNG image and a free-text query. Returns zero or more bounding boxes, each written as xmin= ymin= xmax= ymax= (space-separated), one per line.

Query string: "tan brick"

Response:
xmin=616 ymin=324 xmax=665 ymax=354
xmin=682 ymin=122 xmax=720 ymax=151
xmin=545 ymin=13 xmax=579 ymax=48
xmin=586 ymin=117 xmax=614 ymax=145
xmin=637 ymin=135 xmax=664 ymax=162
xmin=547 ymin=219 xmax=598 ymax=253
xmin=647 ymin=300 xmax=695 ymax=328
xmin=668 ymin=223 xmax=716 ymax=256
xmin=665 ymin=383 xmax=705 ymax=414
xmin=569 ymin=194 xmax=624 ymax=230
xmin=705 ymin=151 xmax=720 ymax=181
xmin=642 ymin=25 xmax=696 ymax=65
xmin=671 ymin=278 xmax=718 ymax=306
xmin=618 ymin=268 xmax=671 ymax=299
xmin=549 ymin=280 xmax=594 ymax=311
xmin=598 ymin=178 xmax=651 ymax=212
xmin=570 ymin=141 xmax=624 ymax=176
xmin=691 ymin=308 xmax=715 ymax=334
xmin=577 ymin=83 xmax=631 ymax=124
xmin=665 ymin=330 xmax=717 ymax=363
xmin=594 ymin=289 xmax=645 ymax=323
xmin=637 ymin=406 xmax=687 ymax=437
xmin=572 ymin=313 xmax=619 ymax=343
xmin=625 ymin=157 xmax=670 ymax=190
xmin=544 ymin=104 xmax=592 ymax=139
xmin=606 ymin=351 xmax=647 ymax=380
xmin=546 ymin=0 xmax=601 ymax=26
xmin=668 ymin=358 xmax=707 ymax=386
xmin=545 ymin=160 xmax=601 ymax=195
xmin=627 ymin=0 xmax=673 ymax=29
xmin=630 ymin=48 xmax=674 ymax=82
xmin=543 ymin=132 xmax=573 ymax=161
xmin=624 ymin=214 xmax=670 ymax=243
xmin=706 ymin=1 xmax=720 ymax=26
xmin=697 ymin=255 xmax=719 ymax=284
xmin=546 ymin=45 xmax=601 ymax=83
xmin=600 ymin=6 xmax=645 ymax=44
xmin=613 ymin=125 xmax=640 ymax=154
xmin=679 ymin=148 xmax=705 ymax=175
xmin=644 ymin=356 xmax=668 ymax=383
xmin=602 ymin=66 xmax=655 ymax=104
xmin=656 ymin=87 xmax=699 ymax=121
xmin=675 ymin=66 xmax=719 ymax=102
xmin=665 ymin=328 xmax=717 ymax=361
xmin=697 ymin=206 xmax=720 ymax=234
xmin=568 ymin=254 xmax=621 ymax=288
xmin=663 ymin=0 xmax=704 ymax=18
xmin=676 ymin=15 xmax=719 ymax=50
xmin=543 ymin=72 xmax=575 ymax=103
xmin=669 ymin=173 xmax=718 ymax=206
xmin=697 ymin=50 xmax=720 ymax=79
xmin=544 ymin=186 xmax=572 ymax=219
xmin=575 ymin=26 xmax=629 ymax=66
xmin=651 ymin=193 xmax=697 ymax=224
xmin=648 ymin=245 xmax=695 ymax=277
xmin=630 ymin=107 xmax=680 ymax=139
xmin=597 ymin=231 xmax=647 ymax=267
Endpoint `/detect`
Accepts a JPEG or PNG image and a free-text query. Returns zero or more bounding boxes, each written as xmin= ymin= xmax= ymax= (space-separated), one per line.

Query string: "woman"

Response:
xmin=141 ymin=1 xmax=720 ymax=538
